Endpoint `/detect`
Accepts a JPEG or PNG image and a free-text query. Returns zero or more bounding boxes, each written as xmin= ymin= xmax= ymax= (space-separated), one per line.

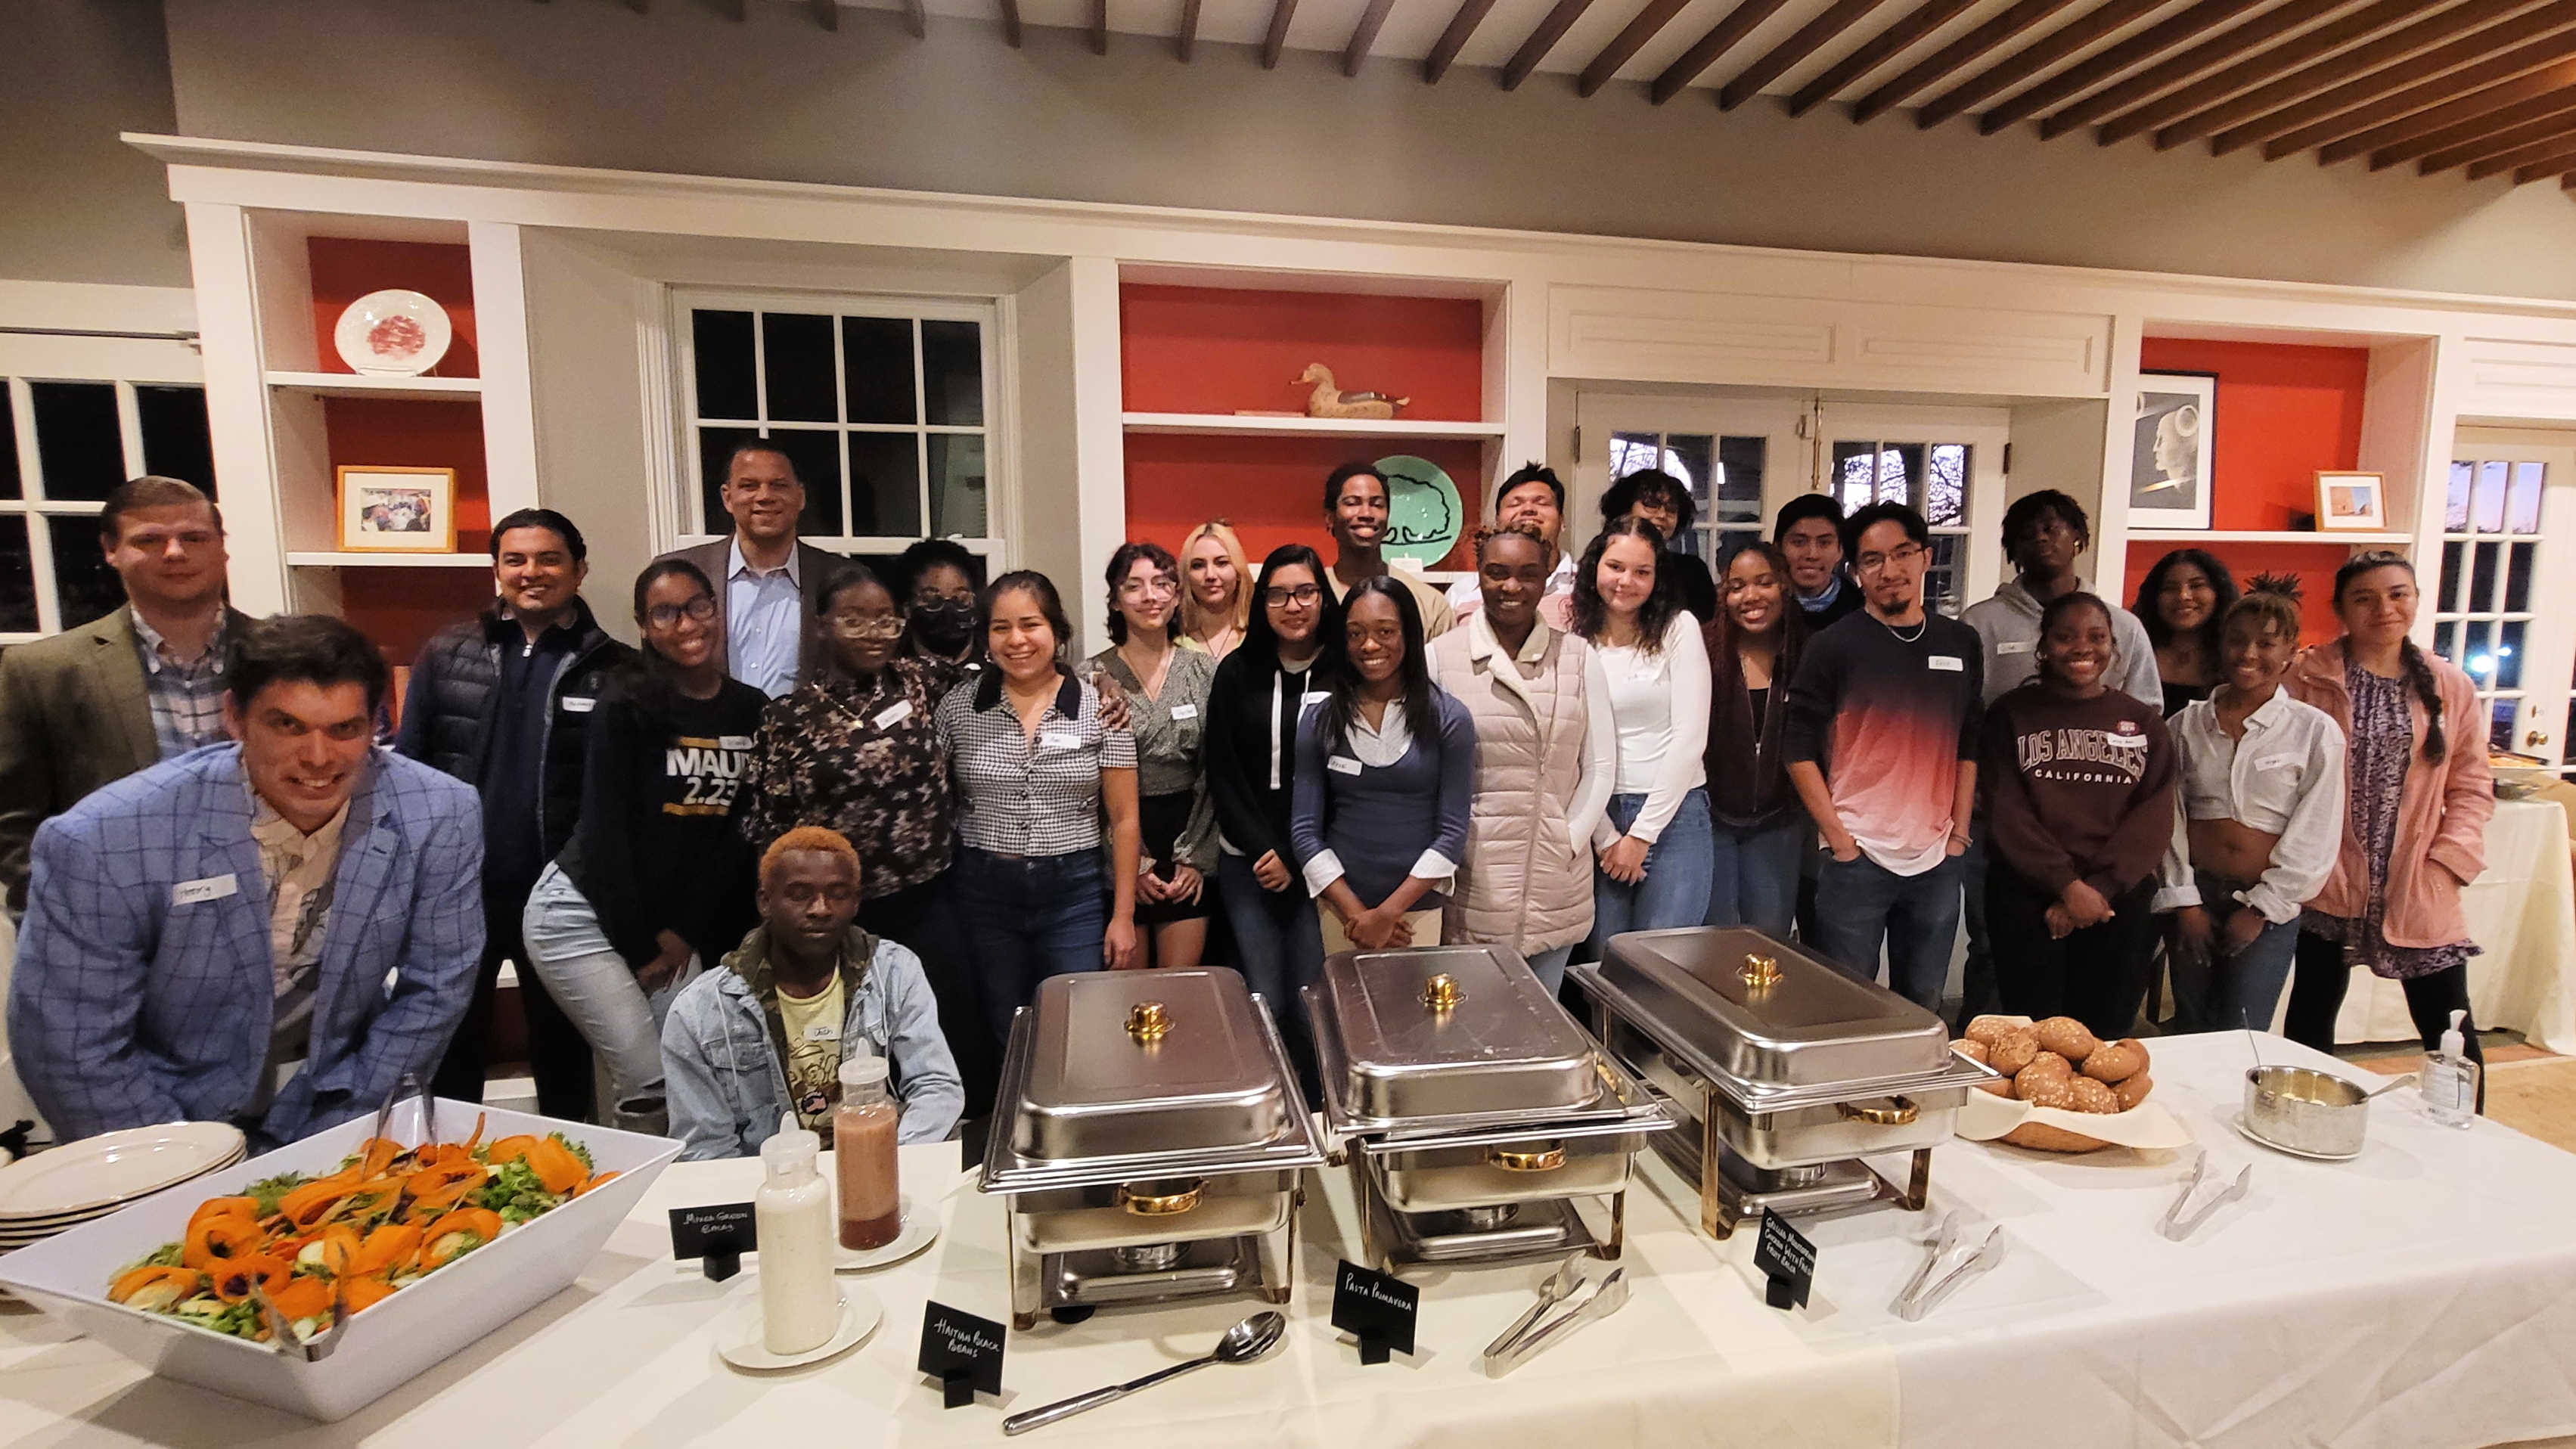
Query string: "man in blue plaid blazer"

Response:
xmin=9 ymin=616 xmax=485 ymax=1146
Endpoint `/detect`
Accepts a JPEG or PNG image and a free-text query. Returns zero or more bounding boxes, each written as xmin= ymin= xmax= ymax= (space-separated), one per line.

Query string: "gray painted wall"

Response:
xmin=155 ymin=0 xmax=2576 ymax=300
xmin=2 ymin=0 xmax=189 ymax=287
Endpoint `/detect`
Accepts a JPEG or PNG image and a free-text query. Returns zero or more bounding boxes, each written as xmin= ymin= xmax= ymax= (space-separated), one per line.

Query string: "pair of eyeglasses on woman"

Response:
xmin=644 ymin=595 xmax=719 ymax=628
xmin=1262 ymin=584 xmax=1322 ymax=607
xmin=827 ymin=613 xmax=907 ymax=639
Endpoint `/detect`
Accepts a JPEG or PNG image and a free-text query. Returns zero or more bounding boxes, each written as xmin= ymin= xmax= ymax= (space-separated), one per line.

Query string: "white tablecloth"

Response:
xmin=2 ymin=1034 xmax=2574 ymax=1448
xmin=2336 ymin=796 xmax=2576 ymax=1053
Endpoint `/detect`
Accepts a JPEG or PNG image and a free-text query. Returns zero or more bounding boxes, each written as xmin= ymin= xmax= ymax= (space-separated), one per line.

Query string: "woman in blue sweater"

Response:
xmin=1291 ymin=576 xmax=1477 ymax=953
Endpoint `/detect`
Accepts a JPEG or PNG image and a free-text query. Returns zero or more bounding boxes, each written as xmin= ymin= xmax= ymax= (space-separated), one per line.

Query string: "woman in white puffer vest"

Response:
xmin=1426 ymin=522 xmax=1615 ymax=992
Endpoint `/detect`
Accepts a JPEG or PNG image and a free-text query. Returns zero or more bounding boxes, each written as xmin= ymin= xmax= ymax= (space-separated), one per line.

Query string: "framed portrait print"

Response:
xmin=2130 ymin=371 xmax=2217 ymax=530
xmin=337 ymin=466 xmax=458 ymax=553
xmin=2316 ymin=470 xmax=2387 ymax=532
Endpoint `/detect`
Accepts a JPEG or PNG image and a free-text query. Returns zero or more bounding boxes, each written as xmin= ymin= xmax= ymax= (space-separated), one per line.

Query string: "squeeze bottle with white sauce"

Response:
xmin=755 ymin=1115 xmax=840 ymax=1354
xmin=834 ymin=1048 xmax=903 ymax=1250
xmin=2421 ymin=1010 xmax=2480 ymax=1129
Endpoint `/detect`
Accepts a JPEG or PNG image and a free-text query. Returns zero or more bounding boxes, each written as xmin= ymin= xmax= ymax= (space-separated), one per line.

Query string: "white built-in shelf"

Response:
xmin=2126 ymin=529 xmax=2413 ymax=546
xmin=287 ymin=551 xmax=492 ymax=569
xmin=1121 ymin=411 xmax=1506 ymax=439
xmin=265 ymin=371 xmax=483 ymax=401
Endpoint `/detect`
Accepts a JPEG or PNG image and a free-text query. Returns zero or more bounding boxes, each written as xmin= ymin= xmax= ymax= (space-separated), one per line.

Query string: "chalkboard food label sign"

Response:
xmin=667 ymin=1202 xmax=756 ymax=1282
xmin=1755 ymin=1209 xmax=1817 ymax=1311
xmin=1331 ymin=1258 xmax=1419 ymax=1364
xmin=918 ymin=1301 xmax=1007 ymax=1408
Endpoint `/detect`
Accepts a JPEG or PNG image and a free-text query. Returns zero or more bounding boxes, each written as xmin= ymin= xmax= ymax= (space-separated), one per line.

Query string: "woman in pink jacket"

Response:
xmin=2280 ymin=553 xmax=2492 ymax=1097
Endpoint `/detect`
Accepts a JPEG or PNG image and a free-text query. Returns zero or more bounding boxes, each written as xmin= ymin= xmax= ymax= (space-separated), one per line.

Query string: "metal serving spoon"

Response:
xmin=1002 ymin=1311 xmax=1287 ymax=1435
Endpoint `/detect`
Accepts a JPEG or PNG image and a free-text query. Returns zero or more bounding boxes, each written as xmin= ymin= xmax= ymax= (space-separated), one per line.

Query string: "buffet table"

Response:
xmin=2 ymin=1033 xmax=2574 ymax=1449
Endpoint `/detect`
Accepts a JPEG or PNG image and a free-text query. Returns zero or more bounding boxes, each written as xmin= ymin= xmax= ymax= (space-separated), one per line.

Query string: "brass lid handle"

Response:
xmin=1740 ymin=953 xmax=1782 ymax=990
xmin=1422 ymin=974 xmax=1463 ymax=1013
xmin=1486 ymin=1142 xmax=1567 ymax=1172
xmin=1118 ymin=1178 xmax=1204 ymax=1215
xmin=1126 ymin=1001 xmax=1172 ymax=1044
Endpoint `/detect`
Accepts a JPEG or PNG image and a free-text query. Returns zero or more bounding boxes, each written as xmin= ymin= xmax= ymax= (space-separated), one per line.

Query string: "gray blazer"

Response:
xmin=658 ymin=537 xmax=849 ymax=689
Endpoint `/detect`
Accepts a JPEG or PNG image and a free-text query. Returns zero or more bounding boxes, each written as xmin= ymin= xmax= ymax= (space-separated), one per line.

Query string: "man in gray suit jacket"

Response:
xmin=660 ymin=440 xmax=845 ymax=697
xmin=0 ymin=477 xmax=250 ymax=915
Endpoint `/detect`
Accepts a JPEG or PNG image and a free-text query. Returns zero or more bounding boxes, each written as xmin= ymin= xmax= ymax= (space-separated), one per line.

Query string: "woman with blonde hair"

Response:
xmin=1178 ymin=520 xmax=1252 ymax=660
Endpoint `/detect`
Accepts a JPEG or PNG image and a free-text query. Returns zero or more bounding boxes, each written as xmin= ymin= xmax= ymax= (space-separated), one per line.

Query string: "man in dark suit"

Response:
xmin=0 ymin=476 xmax=251 ymax=916
xmin=660 ymin=440 xmax=843 ymax=698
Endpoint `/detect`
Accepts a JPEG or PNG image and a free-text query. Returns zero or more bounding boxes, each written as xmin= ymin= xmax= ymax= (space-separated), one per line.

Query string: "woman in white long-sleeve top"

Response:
xmin=1428 ymin=523 xmax=1614 ymax=992
xmin=1575 ymin=517 xmax=1715 ymax=950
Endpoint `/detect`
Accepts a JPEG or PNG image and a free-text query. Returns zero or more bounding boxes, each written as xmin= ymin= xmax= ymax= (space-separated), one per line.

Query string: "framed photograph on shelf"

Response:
xmin=2316 ymin=470 xmax=2387 ymax=532
xmin=2130 ymin=371 xmax=2216 ymax=529
xmin=337 ymin=466 xmax=458 ymax=553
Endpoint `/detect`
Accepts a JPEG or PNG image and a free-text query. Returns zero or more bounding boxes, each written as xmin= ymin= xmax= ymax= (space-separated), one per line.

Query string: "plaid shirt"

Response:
xmin=9 ymin=744 xmax=485 ymax=1145
xmin=129 ymin=608 xmax=231 ymax=759
xmin=936 ymin=669 xmax=1135 ymax=858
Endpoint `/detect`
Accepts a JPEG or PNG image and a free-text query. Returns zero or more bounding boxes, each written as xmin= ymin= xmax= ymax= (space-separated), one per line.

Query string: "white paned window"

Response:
xmin=2432 ymin=457 xmax=2543 ymax=756
xmin=1831 ymin=439 xmax=1975 ymax=618
xmin=1606 ymin=429 xmax=1768 ymax=569
xmin=1 ymin=377 xmax=214 ymax=644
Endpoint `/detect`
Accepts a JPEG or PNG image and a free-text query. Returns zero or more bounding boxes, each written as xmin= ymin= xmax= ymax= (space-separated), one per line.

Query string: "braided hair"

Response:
xmin=2333 ymin=551 xmax=2445 ymax=765
xmin=2224 ymin=572 xmax=2303 ymax=648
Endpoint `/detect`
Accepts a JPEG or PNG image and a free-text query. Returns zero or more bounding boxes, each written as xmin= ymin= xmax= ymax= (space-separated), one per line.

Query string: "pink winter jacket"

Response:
xmin=2285 ymin=639 xmax=2493 ymax=948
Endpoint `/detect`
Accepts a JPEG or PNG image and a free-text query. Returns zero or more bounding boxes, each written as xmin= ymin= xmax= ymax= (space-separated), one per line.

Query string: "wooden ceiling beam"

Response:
xmin=2096 ymin=0 xmax=2439 ymax=148
xmin=1581 ymin=0 xmax=1697 ymax=97
xmin=2159 ymin=0 xmax=2555 ymax=152
xmin=1177 ymin=0 xmax=1200 ymax=59
xmin=1261 ymin=0 xmax=1297 ymax=67
xmin=2218 ymin=5 xmax=2576 ymax=156
xmin=2462 ymin=118 xmax=2576 ymax=175
xmin=808 ymin=0 xmax=837 ymax=29
xmin=2387 ymin=86 xmax=2576 ymax=169
xmin=1650 ymin=0 xmax=1793 ymax=104
xmin=2282 ymin=38 xmax=2576 ymax=160
xmin=2512 ymin=143 xmax=2576 ymax=179
xmin=1504 ymin=0 xmax=1601 ymax=89
xmin=1979 ymin=0 xmax=2269 ymax=136
xmin=1001 ymin=0 xmax=1023 ymax=46
xmin=1719 ymin=0 xmax=1898 ymax=110
xmin=622 ymin=0 xmax=647 ymax=13
xmin=1426 ymin=0 xmax=1499 ymax=81
xmin=900 ymin=0 xmax=925 ymax=35
xmin=1343 ymin=0 xmax=1396 ymax=74
xmin=2313 ymin=54 xmax=2576 ymax=163
xmin=1086 ymin=0 xmax=1105 ymax=51
xmin=1789 ymin=0 xmax=1978 ymax=117
xmin=1910 ymin=0 xmax=2156 ymax=130
xmin=2039 ymin=0 xmax=2335 ymax=143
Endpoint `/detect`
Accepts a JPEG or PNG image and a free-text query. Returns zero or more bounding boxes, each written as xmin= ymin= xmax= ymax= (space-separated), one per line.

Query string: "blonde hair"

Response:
xmin=1178 ymin=520 xmax=1252 ymax=641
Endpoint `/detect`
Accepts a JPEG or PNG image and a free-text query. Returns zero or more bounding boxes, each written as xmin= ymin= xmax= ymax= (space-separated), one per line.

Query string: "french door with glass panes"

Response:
xmin=1577 ymin=396 xmax=1806 ymax=574
xmin=1819 ymin=405 xmax=2009 ymax=619
xmin=2432 ymin=433 xmax=2576 ymax=771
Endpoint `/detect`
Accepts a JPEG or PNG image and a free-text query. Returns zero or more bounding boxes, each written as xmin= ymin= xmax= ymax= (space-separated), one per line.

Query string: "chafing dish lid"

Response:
xmin=1594 ymin=927 xmax=1950 ymax=1089
xmin=1008 ymin=967 xmax=1291 ymax=1159
xmin=1317 ymin=945 xmax=1602 ymax=1122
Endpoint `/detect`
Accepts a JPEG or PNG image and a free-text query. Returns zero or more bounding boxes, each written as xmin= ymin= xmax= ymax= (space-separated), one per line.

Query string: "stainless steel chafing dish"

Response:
xmin=1305 ymin=945 xmax=1672 ymax=1271
xmin=1572 ymin=927 xmax=1996 ymax=1239
xmin=980 ymin=967 xmax=1326 ymax=1329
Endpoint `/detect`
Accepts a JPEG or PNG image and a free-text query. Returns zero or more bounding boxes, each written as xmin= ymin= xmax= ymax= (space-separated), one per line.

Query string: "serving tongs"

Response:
xmin=2158 ymin=1152 xmax=2252 ymax=1243
xmin=241 ymin=1073 xmax=436 ymax=1361
xmin=1482 ymin=1257 xmax=1629 ymax=1376
xmin=1893 ymin=1212 xmax=2004 ymax=1322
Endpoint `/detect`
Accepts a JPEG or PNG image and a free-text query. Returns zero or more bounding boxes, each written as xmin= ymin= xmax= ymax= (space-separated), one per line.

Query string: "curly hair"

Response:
xmin=2132 ymin=548 xmax=2240 ymax=655
xmin=2224 ymin=572 xmax=2304 ymax=651
xmin=1600 ymin=469 xmax=1696 ymax=536
xmin=1103 ymin=540 xmax=1181 ymax=644
xmin=1570 ymin=516 xmax=1678 ymax=653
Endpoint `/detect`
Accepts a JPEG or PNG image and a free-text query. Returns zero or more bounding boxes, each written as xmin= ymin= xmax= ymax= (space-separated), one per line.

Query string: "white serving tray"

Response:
xmin=0 ymin=1099 xmax=679 ymax=1422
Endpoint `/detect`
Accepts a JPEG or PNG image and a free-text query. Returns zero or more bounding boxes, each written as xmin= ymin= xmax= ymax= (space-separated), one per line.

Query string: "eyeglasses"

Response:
xmin=644 ymin=595 xmax=719 ymax=629
xmin=827 ymin=613 xmax=905 ymax=640
xmin=1119 ymin=576 xmax=1180 ymax=599
xmin=1854 ymin=543 xmax=1927 ymax=577
xmin=1263 ymin=584 xmax=1323 ymax=608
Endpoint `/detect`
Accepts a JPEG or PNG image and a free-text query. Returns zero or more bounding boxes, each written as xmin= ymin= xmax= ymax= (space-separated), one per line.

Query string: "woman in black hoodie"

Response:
xmin=1701 ymin=542 xmax=1808 ymax=939
xmin=1206 ymin=545 xmax=1340 ymax=1032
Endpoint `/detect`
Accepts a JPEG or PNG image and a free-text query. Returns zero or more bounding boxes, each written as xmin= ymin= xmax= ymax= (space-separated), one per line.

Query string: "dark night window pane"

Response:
xmin=842 ymin=316 xmax=915 ymax=426
xmin=693 ymin=310 xmax=756 ymax=420
xmin=697 ymin=426 xmax=758 ymax=534
xmin=31 ymin=381 xmax=123 ymax=501
xmin=761 ymin=313 xmax=837 ymax=424
xmin=848 ymin=431 xmax=921 ymax=538
xmin=929 ymin=433 xmax=986 ymax=538
xmin=0 ymin=517 xmax=33 ymax=631
xmin=137 ymin=385 xmax=214 ymax=497
xmin=921 ymin=320 xmax=983 ymax=427
xmin=0 ymin=388 xmax=19 ymax=500
xmin=759 ymin=430 xmax=844 ymax=537
xmin=48 ymin=514 xmax=124 ymax=628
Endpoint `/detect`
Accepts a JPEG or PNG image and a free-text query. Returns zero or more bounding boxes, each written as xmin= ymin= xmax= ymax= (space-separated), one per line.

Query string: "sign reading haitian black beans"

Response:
xmin=1331 ymin=1259 xmax=1419 ymax=1364
xmin=918 ymin=1301 xmax=1007 ymax=1408
xmin=667 ymin=1202 xmax=756 ymax=1281
xmin=1755 ymin=1209 xmax=1817 ymax=1311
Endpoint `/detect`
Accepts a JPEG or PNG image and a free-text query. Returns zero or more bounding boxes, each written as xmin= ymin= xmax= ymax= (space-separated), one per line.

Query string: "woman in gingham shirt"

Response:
xmin=936 ymin=570 xmax=1142 ymax=1042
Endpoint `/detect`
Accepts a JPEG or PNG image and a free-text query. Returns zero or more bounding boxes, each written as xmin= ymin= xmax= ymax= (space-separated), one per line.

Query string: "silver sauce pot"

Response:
xmin=2240 ymin=1066 xmax=2414 ymax=1159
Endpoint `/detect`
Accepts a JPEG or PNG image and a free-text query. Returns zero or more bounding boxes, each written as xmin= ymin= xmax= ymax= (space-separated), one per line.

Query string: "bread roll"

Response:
xmin=1986 ymin=1027 xmax=2041 ymax=1076
xmin=2015 ymin=1060 xmax=2077 ymax=1109
xmin=2003 ymin=1121 xmax=2111 ymax=1153
xmin=2081 ymin=1038 xmax=2149 ymax=1084
xmin=2113 ymin=1072 xmax=2155 ymax=1110
xmin=2065 ymin=1076 xmax=2120 ymax=1114
xmin=2034 ymin=1017 xmax=2103 ymax=1061
xmin=1963 ymin=1016 xmax=2021 ymax=1047
xmin=1951 ymin=1038 xmax=1991 ymax=1066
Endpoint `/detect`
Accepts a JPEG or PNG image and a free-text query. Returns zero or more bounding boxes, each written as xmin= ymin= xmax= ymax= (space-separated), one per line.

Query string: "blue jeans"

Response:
xmin=1704 ymin=818 xmax=1808 ymax=940
xmin=1588 ymin=788 xmax=1717 ymax=953
xmin=1218 ymin=850 xmax=1326 ymax=1032
xmin=2169 ymin=873 xmax=2301 ymax=1033
xmin=1814 ymin=849 xmax=1966 ymax=1011
xmin=953 ymin=846 xmax=1108 ymax=1044
xmin=1525 ymin=943 xmax=1576 ymax=995
xmin=519 ymin=864 xmax=700 ymax=1133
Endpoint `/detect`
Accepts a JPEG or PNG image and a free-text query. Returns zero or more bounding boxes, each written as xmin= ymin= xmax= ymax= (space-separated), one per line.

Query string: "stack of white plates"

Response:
xmin=0 ymin=1123 xmax=247 ymax=1252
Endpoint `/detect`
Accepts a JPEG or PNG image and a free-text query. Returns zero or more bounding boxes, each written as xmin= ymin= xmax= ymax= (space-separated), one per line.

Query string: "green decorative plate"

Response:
xmin=1376 ymin=455 xmax=1463 ymax=569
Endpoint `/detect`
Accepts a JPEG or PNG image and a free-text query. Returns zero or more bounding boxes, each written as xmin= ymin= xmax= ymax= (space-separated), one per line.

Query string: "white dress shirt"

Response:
xmin=2155 ymin=686 xmax=2348 ymax=924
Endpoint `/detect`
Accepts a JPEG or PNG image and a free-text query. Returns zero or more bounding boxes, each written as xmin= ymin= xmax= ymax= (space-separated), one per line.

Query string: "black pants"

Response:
xmin=2283 ymin=930 xmax=2485 ymax=1108
xmin=858 ymin=868 xmax=1000 ymax=1122
xmin=1985 ymin=873 xmax=2160 ymax=1043
xmin=433 ymin=885 xmax=594 ymax=1121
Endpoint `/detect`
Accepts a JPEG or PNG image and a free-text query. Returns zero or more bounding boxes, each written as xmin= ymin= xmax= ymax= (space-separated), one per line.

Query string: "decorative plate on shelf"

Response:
xmin=334 ymin=290 xmax=452 ymax=376
xmin=1375 ymin=454 xmax=1464 ymax=569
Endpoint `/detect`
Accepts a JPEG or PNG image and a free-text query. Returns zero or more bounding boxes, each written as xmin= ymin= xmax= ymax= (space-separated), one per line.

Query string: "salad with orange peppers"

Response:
xmin=106 ymin=1116 xmax=616 ymax=1342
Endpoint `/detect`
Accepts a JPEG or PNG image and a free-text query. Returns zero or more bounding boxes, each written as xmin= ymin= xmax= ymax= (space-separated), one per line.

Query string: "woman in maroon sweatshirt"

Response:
xmin=1979 ymin=591 xmax=2178 ymax=1039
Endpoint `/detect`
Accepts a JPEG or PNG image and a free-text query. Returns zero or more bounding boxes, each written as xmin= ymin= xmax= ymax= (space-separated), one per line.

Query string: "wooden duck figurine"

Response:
xmin=1296 ymin=363 xmax=1408 ymax=420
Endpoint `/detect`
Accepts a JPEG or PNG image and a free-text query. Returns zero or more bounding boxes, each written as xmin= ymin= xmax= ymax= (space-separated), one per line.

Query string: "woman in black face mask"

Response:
xmin=901 ymin=539 xmax=985 ymax=669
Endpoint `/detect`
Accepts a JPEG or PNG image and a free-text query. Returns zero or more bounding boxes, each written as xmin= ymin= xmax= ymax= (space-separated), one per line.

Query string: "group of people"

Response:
xmin=0 ymin=439 xmax=2497 ymax=1157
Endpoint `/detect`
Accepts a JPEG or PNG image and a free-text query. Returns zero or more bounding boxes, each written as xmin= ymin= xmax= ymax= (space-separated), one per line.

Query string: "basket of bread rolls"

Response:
xmin=1951 ymin=1016 xmax=2187 ymax=1154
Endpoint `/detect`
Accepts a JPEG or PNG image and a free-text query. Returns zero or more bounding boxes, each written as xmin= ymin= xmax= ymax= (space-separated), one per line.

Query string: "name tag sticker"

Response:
xmin=1169 ymin=703 xmax=1199 ymax=721
xmin=1928 ymin=656 xmax=1965 ymax=672
xmin=1997 ymin=641 xmax=2034 ymax=656
xmin=562 ymin=695 xmax=597 ymax=713
xmin=171 ymin=874 xmax=237 ymax=907
xmin=802 ymin=1020 xmax=840 ymax=1043
xmin=719 ymin=734 xmax=756 ymax=750
xmin=1328 ymin=756 xmax=1364 ymax=777
xmin=1040 ymin=730 xmax=1082 ymax=752
xmin=2109 ymin=731 xmax=2147 ymax=749
xmin=872 ymin=700 xmax=914 ymax=729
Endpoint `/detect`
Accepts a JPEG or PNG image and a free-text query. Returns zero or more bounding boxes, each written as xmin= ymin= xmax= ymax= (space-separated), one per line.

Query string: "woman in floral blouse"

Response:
xmin=738 ymin=563 xmax=995 ymax=1109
